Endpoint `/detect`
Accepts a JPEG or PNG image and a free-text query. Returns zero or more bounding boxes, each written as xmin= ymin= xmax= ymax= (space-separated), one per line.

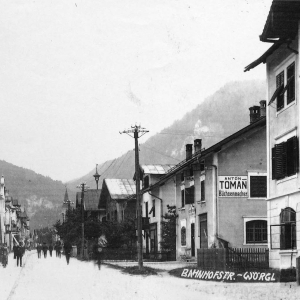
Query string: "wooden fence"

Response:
xmin=197 ymin=248 xmax=269 ymax=271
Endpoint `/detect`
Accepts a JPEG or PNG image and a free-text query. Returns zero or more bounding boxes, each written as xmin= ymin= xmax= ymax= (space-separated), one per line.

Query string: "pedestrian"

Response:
xmin=58 ymin=243 xmax=62 ymax=258
xmin=93 ymin=244 xmax=102 ymax=270
xmin=63 ymin=241 xmax=72 ymax=265
xmin=16 ymin=242 xmax=25 ymax=267
xmin=49 ymin=244 xmax=53 ymax=257
xmin=37 ymin=243 xmax=42 ymax=258
xmin=1 ymin=243 xmax=8 ymax=267
xmin=42 ymin=242 xmax=48 ymax=258
xmin=13 ymin=242 xmax=17 ymax=259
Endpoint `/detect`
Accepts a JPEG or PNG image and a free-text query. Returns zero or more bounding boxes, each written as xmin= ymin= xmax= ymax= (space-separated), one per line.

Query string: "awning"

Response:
xmin=244 ymin=41 xmax=285 ymax=72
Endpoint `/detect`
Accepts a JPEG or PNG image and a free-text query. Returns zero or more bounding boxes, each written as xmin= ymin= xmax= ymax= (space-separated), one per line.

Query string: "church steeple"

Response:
xmin=63 ymin=187 xmax=69 ymax=204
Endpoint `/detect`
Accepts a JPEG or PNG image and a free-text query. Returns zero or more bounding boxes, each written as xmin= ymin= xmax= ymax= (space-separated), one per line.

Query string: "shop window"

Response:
xmin=272 ymin=136 xmax=299 ymax=180
xmin=246 ymin=220 xmax=267 ymax=243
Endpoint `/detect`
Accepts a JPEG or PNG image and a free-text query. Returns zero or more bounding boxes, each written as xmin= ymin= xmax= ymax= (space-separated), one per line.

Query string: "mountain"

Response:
xmin=0 ymin=160 xmax=74 ymax=230
xmin=69 ymin=79 xmax=266 ymax=190
xmin=2 ymin=79 xmax=266 ymax=230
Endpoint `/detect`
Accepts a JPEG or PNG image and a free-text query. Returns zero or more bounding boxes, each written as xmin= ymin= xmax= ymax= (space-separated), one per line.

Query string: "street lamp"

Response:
xmin=77 ymin=182 xmax=89 ymax=259
xmin=93 ymin=164 xmax=101 ymax=190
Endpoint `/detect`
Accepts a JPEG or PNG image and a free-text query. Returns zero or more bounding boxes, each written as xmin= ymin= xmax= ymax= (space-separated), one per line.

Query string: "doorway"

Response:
xmin=191 ymin=223 xmax=195 ymax=256
xmin=199 ymin=214 xmax=208 ymax=248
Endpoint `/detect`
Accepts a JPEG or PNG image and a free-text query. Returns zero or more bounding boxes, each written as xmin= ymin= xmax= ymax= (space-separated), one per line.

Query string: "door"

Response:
xmin=150 ymin=223 xmax=157 ymax=253
xmin=191 ymin=223 xmax=195 ymax=256
xmin=199 ymin=214 xmax=208 ymax=248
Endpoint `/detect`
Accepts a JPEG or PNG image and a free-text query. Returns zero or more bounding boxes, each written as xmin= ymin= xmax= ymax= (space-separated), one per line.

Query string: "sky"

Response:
xmin=0 ymin=0 xmax=273 ymax=182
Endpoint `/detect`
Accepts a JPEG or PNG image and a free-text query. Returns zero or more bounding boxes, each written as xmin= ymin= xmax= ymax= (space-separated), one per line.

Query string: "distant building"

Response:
xmin=76 ymin=189 xmax=103 ymax=219
xmin=99 ymin=179 xmax=137 ymax=222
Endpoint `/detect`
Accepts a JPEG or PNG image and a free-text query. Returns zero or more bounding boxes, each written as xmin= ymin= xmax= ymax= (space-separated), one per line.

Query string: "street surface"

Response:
xmin=1 ymin=251 xmax=300 ymax=300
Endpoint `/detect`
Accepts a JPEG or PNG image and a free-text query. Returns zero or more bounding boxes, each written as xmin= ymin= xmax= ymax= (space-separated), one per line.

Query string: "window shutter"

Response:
xmin=293 ymin=136 xmax=299 ymax=174
xmin=275 ymin=142 xmax=286 ymax=179
xmin=272 ymin=147 xmax=276 ymax=180
xmin=286 ymin=137 xmax=294 ymax=176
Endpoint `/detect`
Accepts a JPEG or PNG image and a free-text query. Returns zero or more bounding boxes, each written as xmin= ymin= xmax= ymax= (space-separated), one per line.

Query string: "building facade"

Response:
xmin=245 ymin=0 xmax=300 ymax=269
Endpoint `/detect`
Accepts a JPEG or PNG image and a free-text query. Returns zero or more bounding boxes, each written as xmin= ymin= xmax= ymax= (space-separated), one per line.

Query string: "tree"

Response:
xmin=160 ymin=205 xmax=178 ymax=254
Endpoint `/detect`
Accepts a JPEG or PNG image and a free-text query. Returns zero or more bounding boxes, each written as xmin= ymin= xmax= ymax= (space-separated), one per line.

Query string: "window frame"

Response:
xmin=247 ymin=172 xmax=267 ymax=199
xmin=200 ymin=175 xmax=205 ymax=202
xmin=243 ymin=217 xmax=267 ymax=245
xmin=274 ymin=57 xmax=296 ymax=113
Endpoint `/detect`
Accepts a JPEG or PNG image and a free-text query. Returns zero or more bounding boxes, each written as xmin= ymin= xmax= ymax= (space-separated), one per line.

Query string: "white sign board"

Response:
xmin=219 ymin=176 xmax=247 ymax=197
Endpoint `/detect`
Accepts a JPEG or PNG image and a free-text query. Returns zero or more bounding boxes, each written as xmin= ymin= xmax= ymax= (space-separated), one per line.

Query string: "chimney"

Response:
xmin=249 ymin=106 xmax=260 ymax=124
xmin=186 ymin=144 xmax=193 ymax=160
xmin=260 ymin=100 xmax=266 ymax=117
xmin=194 ymin=139 xmax=202 ymax=153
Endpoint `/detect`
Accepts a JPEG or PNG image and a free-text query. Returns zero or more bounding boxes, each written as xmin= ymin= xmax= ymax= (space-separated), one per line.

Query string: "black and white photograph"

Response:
xmin=0 ymin=0 xmax=300 ymax=299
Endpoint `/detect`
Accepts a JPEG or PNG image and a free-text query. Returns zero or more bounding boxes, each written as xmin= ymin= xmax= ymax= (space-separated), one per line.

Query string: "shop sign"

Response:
xmin=180 ymin=268 xmax=278 ymax=282
xmin=218 ymin=176 xmax=247 ymax=197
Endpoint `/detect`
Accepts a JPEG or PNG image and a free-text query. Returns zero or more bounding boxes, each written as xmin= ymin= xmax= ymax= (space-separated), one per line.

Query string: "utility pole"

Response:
xmin=120 ymin=125 xmax=148 ymax=270
xmin=77 ymin=182 xmax=89 ymax=259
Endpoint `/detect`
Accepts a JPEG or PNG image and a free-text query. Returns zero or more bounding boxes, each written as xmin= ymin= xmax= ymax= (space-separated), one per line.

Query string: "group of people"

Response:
xmin=36 ymin=241 xmax=73 ymax=265
xmin=37 ymin=242 xmax=63 ymax=258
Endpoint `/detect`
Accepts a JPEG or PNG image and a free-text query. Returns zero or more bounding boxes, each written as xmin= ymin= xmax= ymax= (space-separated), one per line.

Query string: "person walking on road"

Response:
xmin=37 ymin=243 xmax=42 ymax=258
xmin=42 ymin=242 xmax=48 ymax=258
xmin=63 ymin=241 xmax=72 ymax=265
xmin=49 ymin=244 xmax=53 ymax=257
xmin=16 ymin=242 xmax=25 ymax=267
xmin=13 ymin=242 xmax=18 ymax=259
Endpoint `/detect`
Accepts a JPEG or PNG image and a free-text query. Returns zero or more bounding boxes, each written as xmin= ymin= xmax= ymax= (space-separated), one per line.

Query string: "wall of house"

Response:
xmin=217 ymin=127 xmax=267 ymax=248
xmin=266 ymin=31 xmax=300 ymax=269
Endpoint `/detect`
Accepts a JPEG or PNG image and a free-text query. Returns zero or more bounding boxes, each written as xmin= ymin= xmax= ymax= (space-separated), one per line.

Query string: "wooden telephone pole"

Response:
xmin=120 ymin=125 xmax=148 ymax=270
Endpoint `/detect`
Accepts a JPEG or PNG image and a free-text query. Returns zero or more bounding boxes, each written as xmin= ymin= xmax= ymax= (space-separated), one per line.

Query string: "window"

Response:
xmin=181 ymin=189 xmax=185 ymax=207
xmin=143 ymin=176 xmax=149 ymax=189
xmin=181 ymin=173 xmax=184 ymax=182
xmin=152 ymin=200 xmax=155 ymax=217
xmin=181 ymin=226 xmax=186 ymax=246
xmin=248 ymin=173 xmax=267 ymax=198
xmin=287 ymin=62 xmax=295 ymax=104
xmin=276 ymin=71 xmax=284 ymax=111
xmin=246 ymin=220 xmax=267 ymax=243
xmin=272 ymin=136 xmax=299 ymax=180
xmin=200 ymin=160 xmax=205 ymax=172
xmin=145 ymin=202 xmax=148 ymax=218
xmin=185 ymin=186 xmax=195 ymax=205
xmin=280 ymin=207 xmax=296 ymax=250
xmin=270 ymin=207 xmax=296 ymax=250
xmin=275 ymin=61 xmax=295 ymax=111
xmin=200 ymin=176 xmax=205 ymax=202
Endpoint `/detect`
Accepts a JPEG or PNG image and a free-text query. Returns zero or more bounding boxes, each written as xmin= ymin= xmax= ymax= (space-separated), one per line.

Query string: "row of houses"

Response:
xmin=66 ymin=0 xmax=300 ymax=271
xmin=0 ymin=176 xmax=31 ymax=250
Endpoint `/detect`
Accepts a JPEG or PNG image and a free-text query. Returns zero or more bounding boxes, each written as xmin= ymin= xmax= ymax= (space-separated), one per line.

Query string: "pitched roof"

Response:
xmin=83 ymin=189 xmax=101 ymax=211
xmin=104 ymin=179 xmax=136 ymax=200
xmin=140 ymin=164 xmax=176 ymax=175
xmin=143 ymin=117 xmax=266 ymax=193
xmin=260 ymin=0 xmax=300 ymax=42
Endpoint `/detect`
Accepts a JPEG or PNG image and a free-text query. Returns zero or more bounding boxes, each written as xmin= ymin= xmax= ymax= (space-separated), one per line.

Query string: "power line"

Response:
xmin=142 ymin=145 xmax=181 ymax=162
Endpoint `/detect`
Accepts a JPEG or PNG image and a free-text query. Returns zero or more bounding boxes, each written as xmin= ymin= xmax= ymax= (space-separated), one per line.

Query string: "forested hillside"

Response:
xmin=69 ymin=79 xmax=266 ymax=190
xmin=1 ymin=79 xmax=266 ymax=229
